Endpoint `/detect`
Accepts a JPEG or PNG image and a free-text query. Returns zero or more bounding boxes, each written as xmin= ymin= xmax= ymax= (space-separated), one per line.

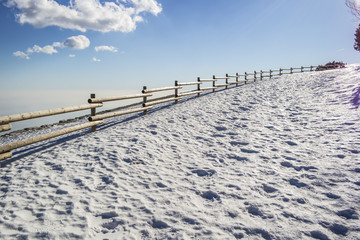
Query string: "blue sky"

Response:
xmin=0 ymin=0 xmax=358 ymax=93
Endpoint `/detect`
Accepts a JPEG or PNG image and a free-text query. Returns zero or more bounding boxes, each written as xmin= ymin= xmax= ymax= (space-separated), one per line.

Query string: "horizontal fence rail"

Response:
xmin=0 ymin=63 xmax=336 ymax=161
xmin=0 ymin=121 xmax=103 ymax=161
xmin=88 ymin=93 xmax=152 ymax=103
xmin=0 ymin=124 xmax=11 ymax=132
xmin=142 ymin=86 xmax=181 ymax=94
xmin=0 ymin=104 xmax=103 ymax=125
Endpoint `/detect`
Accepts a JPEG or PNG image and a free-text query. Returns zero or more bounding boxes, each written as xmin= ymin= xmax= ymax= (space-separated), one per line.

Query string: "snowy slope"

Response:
xmin=0 ymin=65 xmax=360 ymax=240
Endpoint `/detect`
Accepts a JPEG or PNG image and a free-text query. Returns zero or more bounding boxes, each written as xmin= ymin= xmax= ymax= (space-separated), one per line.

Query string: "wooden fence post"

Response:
xmin=236 ymin=73 xmax=239 ymax=86
xmin=310 ymin=66 xmax=313 ymax=71
xmin=225 ymin=74 xmax=229 ymax=89
xmin=269 ymin=70 xmax=272 ymax=79
xmin=90 ymin=93 xmax=97 ymax=132
xmin=142 ymin=86 xmax=148 ymax=115
xmin=212 ymin=75 xmax=216 ymax=92
xmin=290 ymin=67 xmax=293 ymax=74
xmin=301 ymin=66 xmax=304 ymax=72
xmin=245 ymin=72 xmax=248 ymax=83
xmin=279 ymin=68 xmax=282 ymax=76
xmin=175 ymin=81 xmax=179 ymax=104
xmin=197 ymin=77 xmax=201 ymax=97
xmin=254 ymin=71 xmax=257 ymax=82
xmin=260 ymin=70 xmax=263 ymax=80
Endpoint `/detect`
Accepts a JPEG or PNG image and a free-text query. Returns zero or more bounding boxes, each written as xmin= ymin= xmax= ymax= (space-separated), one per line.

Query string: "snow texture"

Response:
xmin=0 ymin=65 xmax=360 ymax=239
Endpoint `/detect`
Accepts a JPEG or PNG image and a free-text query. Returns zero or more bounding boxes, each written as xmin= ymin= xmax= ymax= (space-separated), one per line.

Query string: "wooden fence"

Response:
xmin=0 ymin=64 xmax=333 ymax=161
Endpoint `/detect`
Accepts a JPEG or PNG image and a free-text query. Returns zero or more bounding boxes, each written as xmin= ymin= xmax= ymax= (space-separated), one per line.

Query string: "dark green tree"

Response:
xmin=355 ymin=24 xmax=360 ymax=52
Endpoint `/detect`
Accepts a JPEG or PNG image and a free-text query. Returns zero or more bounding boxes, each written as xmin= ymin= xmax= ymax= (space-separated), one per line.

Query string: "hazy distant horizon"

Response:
xmin=0 ymin=89 xmax=139 ymax=134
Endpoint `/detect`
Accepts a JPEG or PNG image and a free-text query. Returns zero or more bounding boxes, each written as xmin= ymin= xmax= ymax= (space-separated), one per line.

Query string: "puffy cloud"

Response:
xmin=13 ymin=35 xmax=90 ymax=59
xmin=13 ymin=51 xmax=30 ymax=60
xmin=5 ymin=0 xmax=162 ymax=33
xmin=27 ymin=45 xmax=57 ymax=55
xmin=94 ymin=45 xmax=118 ymax=53
xmin=92 ymin=57 xmax=101 ymax=62
xmin=131 ymin=0 xmax=162 ymax=15
xmin=69 ymin=54 xmax=76 ymax=58
xmin=63 ymin=35 xmax=90 ymax=50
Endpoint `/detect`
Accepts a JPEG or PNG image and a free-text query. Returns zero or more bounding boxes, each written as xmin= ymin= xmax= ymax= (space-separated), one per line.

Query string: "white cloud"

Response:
xmin=92 ymin=57 xmax=101 ymax=62
xmin=13 ymin=51 xmax=30 ymax=60
xmin=5 ymin=0 xmax=162 ymax=33
xmin=64 ymin=35 xmax=90 ymax=50
xmin=94 ymin=45 xmax=118 ymax=53
xmin=13 ymin=35 xmax=90 ymax=59
xmin=131 ymin=0 xmax=162 ymax=15
xmin=53 ymin=42 xmax=64 ymax=48
xmin=69 ymin=54 xmax=76 ymax=58
xmin=27 ymin=45 xmax=57 ymax=55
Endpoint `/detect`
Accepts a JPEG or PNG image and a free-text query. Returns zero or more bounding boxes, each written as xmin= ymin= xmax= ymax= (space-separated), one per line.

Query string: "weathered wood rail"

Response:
xmin=0 ymin=121 xmax=103 ymax=161
xmin=0 ymin=64 xmax=336 ymax=161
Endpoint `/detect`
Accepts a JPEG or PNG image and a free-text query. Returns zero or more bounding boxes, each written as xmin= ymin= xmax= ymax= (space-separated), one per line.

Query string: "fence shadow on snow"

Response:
xmin=0 ymin=64 xmax=338 ymax=162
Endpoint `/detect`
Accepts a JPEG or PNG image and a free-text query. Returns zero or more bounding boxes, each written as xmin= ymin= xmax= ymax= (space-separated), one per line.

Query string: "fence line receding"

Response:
xmin=0 ymin=64 xmax=338 ymax=161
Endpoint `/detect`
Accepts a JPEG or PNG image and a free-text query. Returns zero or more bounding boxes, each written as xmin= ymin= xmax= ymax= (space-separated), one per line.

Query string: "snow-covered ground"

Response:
xmin=0 ymin=65 xmax=359 ymax=240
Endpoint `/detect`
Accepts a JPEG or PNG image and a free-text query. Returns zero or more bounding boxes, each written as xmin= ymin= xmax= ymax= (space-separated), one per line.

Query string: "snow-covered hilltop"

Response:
xmin=0 ymin=65 xmax=360 ymax=239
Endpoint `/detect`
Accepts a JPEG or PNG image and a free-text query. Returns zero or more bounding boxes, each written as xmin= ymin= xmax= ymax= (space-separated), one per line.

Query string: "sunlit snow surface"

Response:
xmin=0 ymin=65 xmax=360 ymax=239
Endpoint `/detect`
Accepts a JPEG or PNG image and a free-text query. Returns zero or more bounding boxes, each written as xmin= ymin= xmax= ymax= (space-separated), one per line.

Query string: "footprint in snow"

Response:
xmin=285 ymin=141 xmax=298 ymax=146
xmin=102 ymin=220 xmax=124 ymax=230
xmin=201 ymin=191 xmax=221 ymax=201
xmin=228 ymin=211 xmax=238 ymax=218
xmin=320 ymin=222 xmax=349 ymax=236
xmin=151 ymin=219 xmax=169 ymax=229
xmin=289 ymin=178 xmax=307 ymax=188
xmin=55 ymin=189 xmax=68 ymax=195
xmin=264 ymin=126 xmax=276 ymax=130
xmin=226 ymin=184 xmax=241 ymax=190
xmin=227 ymin=154 xmax=249 ymax=162
xmin=282 ymin=155 xmax=298 ymax=161
xmin=262 ymin=184 xmax=278 ymax=193
xmin=281 ymin=161 xmax=300 ymax=171
xmin=212 ymin=134 xmax=226 ymax=138
xmin=182 ymin=217 xmax=198 ymax=225
xmin=336 ymin=208 xmax=358 ymax=219
xmin=296 ymin=198 xmax=306 ymax=204
xmin=324 ymin=192 xmax=341 ymax=199
xmin=240 ymin=148 xmax=259 ymax=154
xmin=192 ymin=169 xmax=216 ymax=177
xmin=310 ymin=230 xmax=330 ymax=240
xmin=247 ymin=205 xmax=264 ymax=218
xmin=155 ymin=182 xmax=167 ymax=188
xmin=329 ymin=223 xmax=348 ymax=236
xmin=239 ymin=107 xmax=251 ymax=111
xmin=243 ymin=228 xmax=272 ymax=240
xmin=96 ymin=211 xmax=119 ymax=219
xmin=101 ymin=175 xmax=113 ymax=184
xmin=281 ymin=161 xmax=318 ymax=172
xmin=214 ymin=126 xmax=227 ymax=131
xmin=230 ymin=141 xmax=249 ymax=146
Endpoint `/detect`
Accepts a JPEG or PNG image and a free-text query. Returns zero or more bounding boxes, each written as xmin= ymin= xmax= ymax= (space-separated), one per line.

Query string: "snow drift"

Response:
xmin=0 ymin=65 xmax=359 ymax=239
